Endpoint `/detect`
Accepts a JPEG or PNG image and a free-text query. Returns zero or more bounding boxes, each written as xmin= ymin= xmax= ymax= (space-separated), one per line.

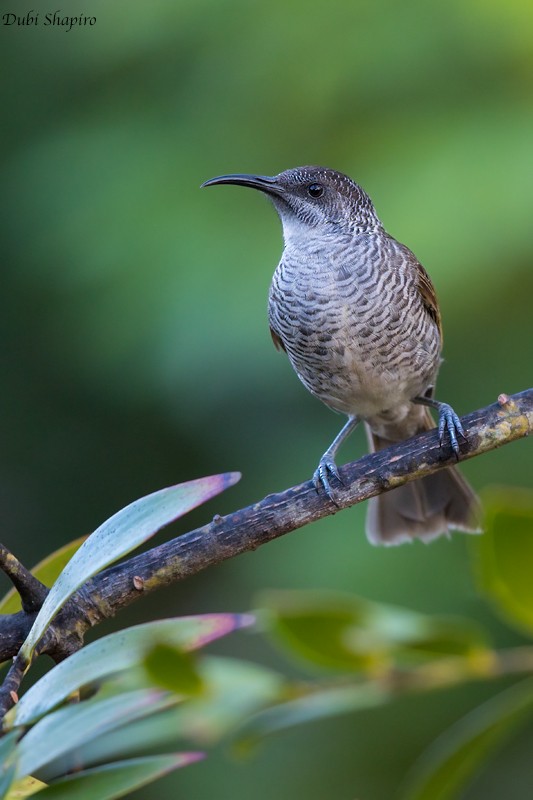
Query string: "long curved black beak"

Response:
xmin=201 ymin=173 xmax=284 ymax=195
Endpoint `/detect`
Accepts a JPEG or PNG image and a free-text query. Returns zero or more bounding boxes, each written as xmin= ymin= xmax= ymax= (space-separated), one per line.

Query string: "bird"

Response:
xmin=202 ymin=166 xmax=480 ymax=545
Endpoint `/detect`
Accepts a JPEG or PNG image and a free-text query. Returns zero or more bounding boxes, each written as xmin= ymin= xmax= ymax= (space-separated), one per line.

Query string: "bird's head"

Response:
xmin=202 ymin=166 xmax=381 ymax=246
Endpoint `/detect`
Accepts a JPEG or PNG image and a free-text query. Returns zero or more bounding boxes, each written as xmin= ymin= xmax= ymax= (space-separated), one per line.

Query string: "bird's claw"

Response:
xmin=313 ymin=457 xmax=343 ymax=504
xmin=437 ymin=402 xmax=467 ymax=457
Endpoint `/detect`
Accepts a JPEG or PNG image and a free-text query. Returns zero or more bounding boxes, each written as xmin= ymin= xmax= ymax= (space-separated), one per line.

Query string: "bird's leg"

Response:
xmin=313 ymin=415 xmax=360 ymax=501
xmin=413 ymin=395 xmax=467 ymax=456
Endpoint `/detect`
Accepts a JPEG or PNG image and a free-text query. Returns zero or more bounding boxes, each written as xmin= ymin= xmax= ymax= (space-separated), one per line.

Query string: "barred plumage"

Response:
xmin=269 ymin=232 xmax=441 ymax=436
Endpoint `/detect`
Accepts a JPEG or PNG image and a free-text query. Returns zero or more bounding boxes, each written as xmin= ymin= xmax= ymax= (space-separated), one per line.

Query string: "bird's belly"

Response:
xmin=269 ymin=257 xmax=441 ymax=420
xmin=282 ymin=312 xmax=439 ymax=419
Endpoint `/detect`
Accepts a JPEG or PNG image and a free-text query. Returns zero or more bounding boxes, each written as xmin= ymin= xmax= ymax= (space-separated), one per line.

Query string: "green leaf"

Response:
xmin=19 ymin=472 xmax=240 ymax=662
xmin=144 ymin=644 xmax=204 ymax=696
xmin=15 ymin=690 xmax=174 ymax=781
xmin=0 ymin=732 xmax=20 ymax=799
xmin=237 ymin=681 xmax=389 ymax=748
xmin=260 ymin=590 xmax=488 ymax=673
xmin=402 ymin=677 xmax=533 ymax=800
xmin=169 ymin=656 xmax=285 ymax=745
xmin=473 ymin=486 xmax=533 ymax=635
xmin=75 ymin=656 xmax=284 ymax=767
xmin=25 ymin=754 xmax=203 ymax=800
xmin=5 ymin=776 xmax=47 ymax=799
xmin=0 ymin=538 xmax=86 ymax=616
xmin=53 ymin=705 xmax=190 ymax=773
xmin=10 ymin=614 xmax=253 ymax=728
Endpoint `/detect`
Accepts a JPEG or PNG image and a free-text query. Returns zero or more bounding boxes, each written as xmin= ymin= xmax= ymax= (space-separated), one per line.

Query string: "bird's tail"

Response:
xmin=364 ymin=410 xmax=481 ymax=546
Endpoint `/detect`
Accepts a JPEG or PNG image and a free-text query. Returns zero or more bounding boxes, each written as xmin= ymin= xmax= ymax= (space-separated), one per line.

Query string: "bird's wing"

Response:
xmin=270 ymin=327 xmax=286 ymax=352
xmin=387 ymin=237 xmax=443 ymax=342
xmin=415 ymin=259 xmax=443 ymax=342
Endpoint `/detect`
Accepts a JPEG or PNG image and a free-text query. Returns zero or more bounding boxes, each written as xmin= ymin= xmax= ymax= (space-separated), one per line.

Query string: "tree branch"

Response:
xmin=0 ymin=545 xmax=48 ymax=613
xmin=0 ymin=390 xmax=531 ymax=670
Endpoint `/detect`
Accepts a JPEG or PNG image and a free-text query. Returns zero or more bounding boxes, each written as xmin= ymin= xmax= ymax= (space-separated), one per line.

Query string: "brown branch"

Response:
xmin=0 ymin=389 xmax=531 ymax=710
xmin=0 ymin=545 xmax=48 ymax=613
xmin=81 ymin=389 xmax=531 ymax=618
xmin=0 ymin=655 xmax=28 ymax=713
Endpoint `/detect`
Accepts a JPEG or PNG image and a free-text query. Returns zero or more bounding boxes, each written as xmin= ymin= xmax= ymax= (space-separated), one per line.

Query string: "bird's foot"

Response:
xmin=313 ymin=456 xmax=344 ymax=504
xmin=437 ymin=402 xmax=467 ymax=457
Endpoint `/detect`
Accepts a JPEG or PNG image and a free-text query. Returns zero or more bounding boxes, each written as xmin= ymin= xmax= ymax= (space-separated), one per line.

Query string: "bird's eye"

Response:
xmin=307 ymin=183 xmax=324 ymax=198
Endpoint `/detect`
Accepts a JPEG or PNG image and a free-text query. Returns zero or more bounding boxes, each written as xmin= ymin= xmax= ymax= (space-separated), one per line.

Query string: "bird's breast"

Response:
xmin=268 ymin=245 xmax=440 ymax=417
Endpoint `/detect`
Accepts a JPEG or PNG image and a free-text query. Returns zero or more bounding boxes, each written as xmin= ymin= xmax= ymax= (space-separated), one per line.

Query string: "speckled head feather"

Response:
xmin=264 ymin=166 xmax=382 ymax=235
xmin=202 ymin=167 xmax=382 ymax=235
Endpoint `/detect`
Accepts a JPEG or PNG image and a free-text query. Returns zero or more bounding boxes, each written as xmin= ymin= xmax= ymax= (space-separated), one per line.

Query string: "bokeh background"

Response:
xmin=1 ymin=0 xmax=532 ymax=797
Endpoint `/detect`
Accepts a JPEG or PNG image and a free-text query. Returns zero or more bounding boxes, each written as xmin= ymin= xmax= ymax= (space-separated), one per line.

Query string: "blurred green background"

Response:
xmin=1 ymin=0 xmax=532 ymax=797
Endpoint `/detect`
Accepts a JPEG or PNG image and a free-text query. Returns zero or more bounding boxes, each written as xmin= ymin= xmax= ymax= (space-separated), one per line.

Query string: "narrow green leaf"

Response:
xmin=5 ymin=776 xmax=47 ymax=799
xmin=15 ymin=690 xmax=174 ymax=780
xmin=169 ymin=656 xmax=285 ymax=744
xmin=473 ymin=487 xmax=533 ymax=635
xmin=237 ymin=681 xmax=389 ymax=748
xmin=402 ymin=678 xmax=533 ymax=800
xmin=260 ymin=590 xmax=487 ymax=673
xmin=144 ymin=643 xmax=204 ymax=695
xmin=0 ymin=732 xmax=20 ymax=799
xmin=19 ymin=473 xmax=240 ymax=661
xmin=25 ymin=754 xmax=204 ymax=800
xmin=0 ymin=538 xmax=86 ymax=616
xmin=10 ymin=614 xmax=253 ymax=728
xmin=75 ymin=656 xmax=284 ymax=767
xmin=52 ymin=705 xmax=190 ymax=773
